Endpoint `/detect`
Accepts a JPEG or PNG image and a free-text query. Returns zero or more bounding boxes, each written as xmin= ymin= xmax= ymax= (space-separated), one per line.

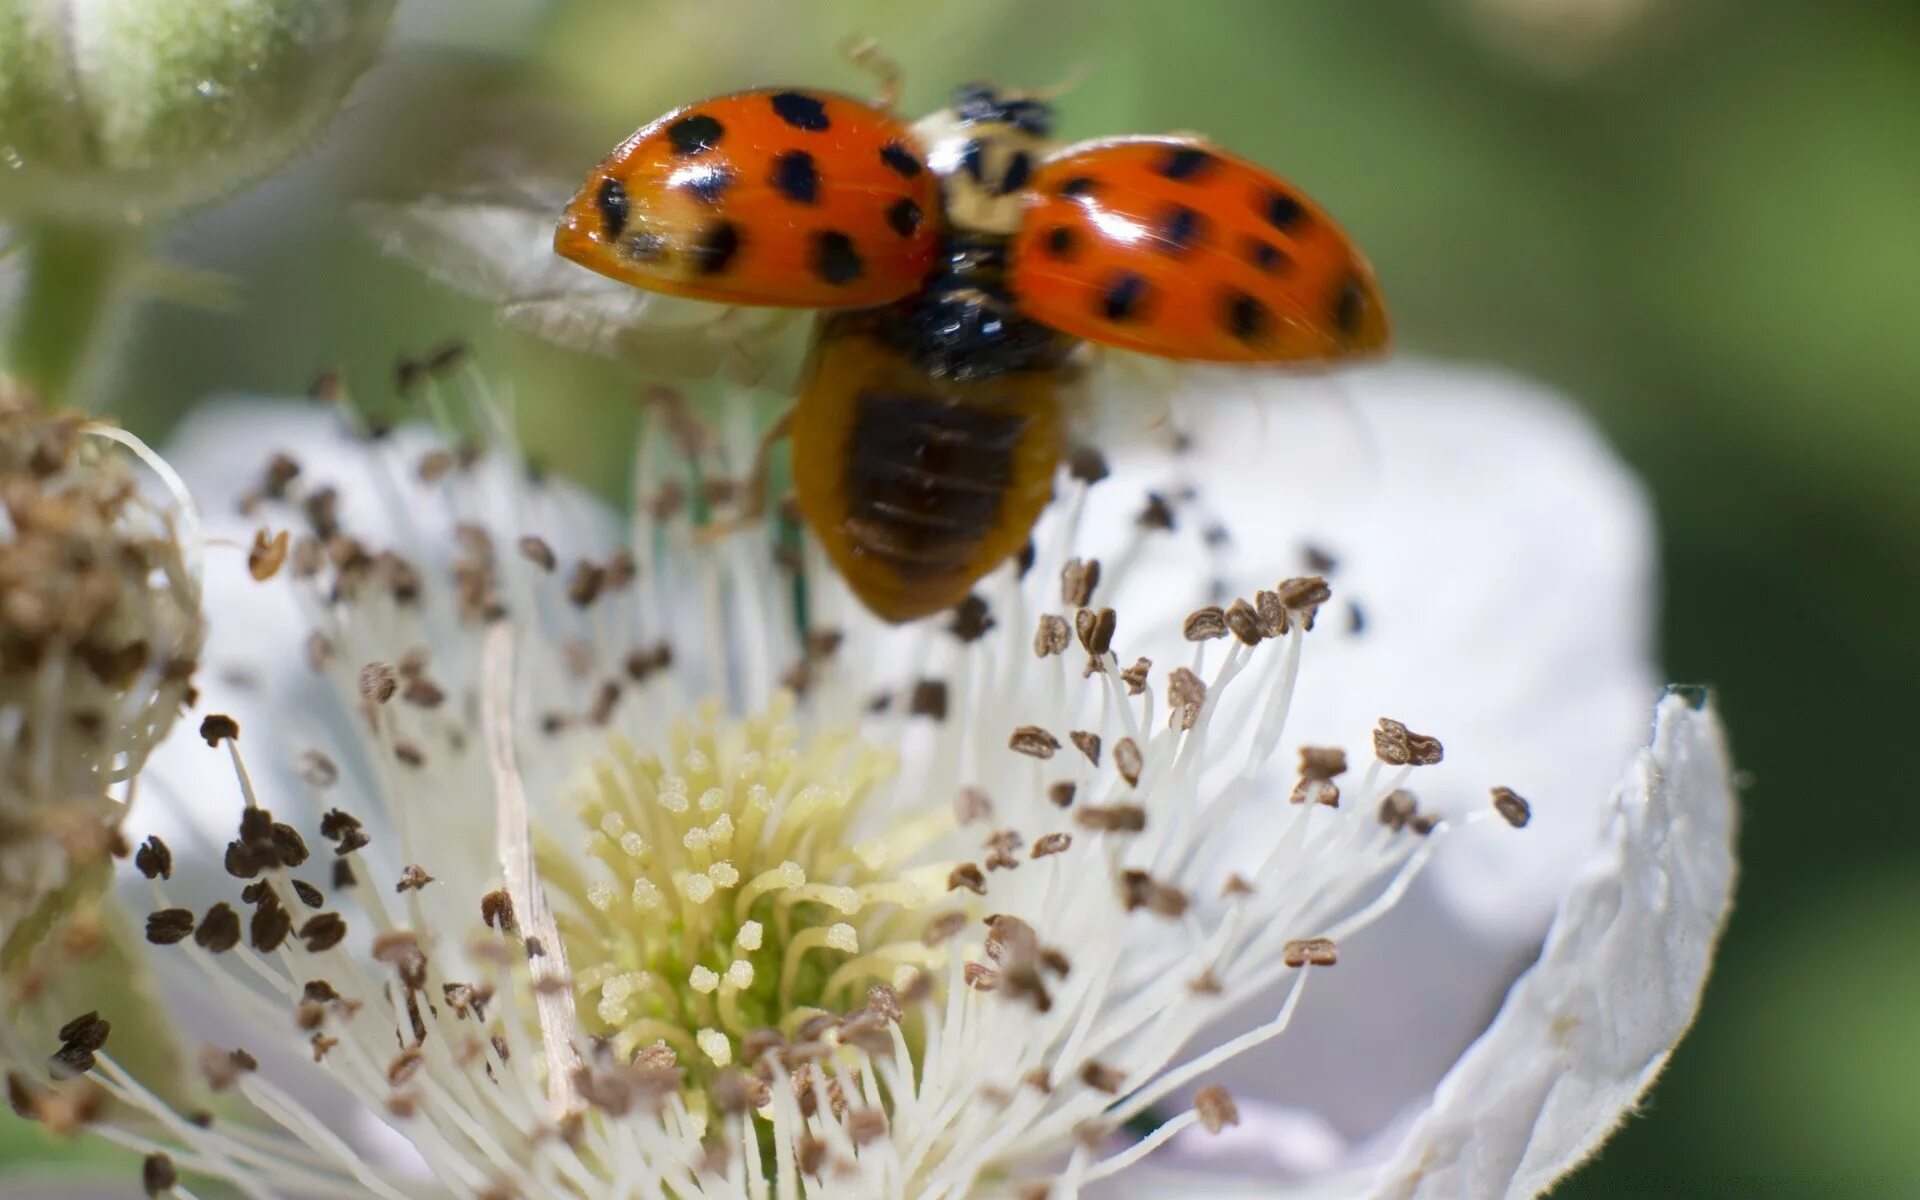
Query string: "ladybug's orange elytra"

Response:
xmin=556 ymin=82 xmax=1391 ymax=624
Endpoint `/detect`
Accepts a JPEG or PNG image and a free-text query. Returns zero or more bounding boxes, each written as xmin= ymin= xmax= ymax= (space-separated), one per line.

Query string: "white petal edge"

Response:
xmin=1139 ymin=692 xmax=1736 ymax=1199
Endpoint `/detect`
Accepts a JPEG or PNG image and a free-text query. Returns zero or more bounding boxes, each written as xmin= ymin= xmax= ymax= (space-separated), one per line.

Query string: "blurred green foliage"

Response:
xmin=28 ymin=0 xmax=1920 ymax=1192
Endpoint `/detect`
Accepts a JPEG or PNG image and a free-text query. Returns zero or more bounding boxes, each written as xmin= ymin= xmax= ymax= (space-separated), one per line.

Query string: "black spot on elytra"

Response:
xmin=959 ymin=139 xmax=985 ymax=183
xmin=880 ymin=141 xmax=923 ymax=179
xmin=812 ymin=230 xmax=864 ymax=284
xmin=770 ymin=91 xmax=830 ymax=132
xmin=1157 ymin=204 xmax=1205 ymax=254
xmin=886 ymin=197 xmax=923 ymax=238
xmin=1264 ymin=189 xmax=1307 ymax=232
xmin=594 ymin=177 xmax=629 ymax=240
xmin=1244 ymin=236 xmax=1292 ymax=274
xmin=681 ymin=164 xmax=735 ymax=206
xmin=770 ymin=150 xmax=819 ymax=204
xmin=623 ymin=231 xmax=667 ymax=264
xmin=999 ymin=151 xmax=1033 ymax=195
xmin=1333 ymin=277 xmax=1367 ymax=336
xmin=1157 ymin=145 xmax=1216 ymax=181
xmin=1102 ymin=272 xmax=1149 ymax=322
xmin=1044 ymin=225 xmax=1078 ymax=259
xmin=1223 ymin=289 xmax=1270 ymax=342
xmin=690 ymin=221 xmax=740 ymax=275
xmin=1057 ymin=175 xmax=1098 ymax=199
xmin=665 ymin=113 xmax=724 ymax=156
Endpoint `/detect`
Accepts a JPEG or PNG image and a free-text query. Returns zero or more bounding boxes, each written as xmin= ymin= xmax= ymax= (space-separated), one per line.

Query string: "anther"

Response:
xmin=1492 ymin=786 xmax=1532 ymax=828
xmin=1183 ymin=606 xmax=1228 ymax=641
xmin=1061 ymin=558 xmax=1101 ymax=607
xmin=1195 ymin=1084 xmax=1240 ymax=1133
xmin=1076 ymin=804 xmax=1146 ymax=833
xmin=1033 ymin=614 xmax=1071 ymax=657
xmin=1374 ymin=718 xmax=1444 ymax=766
xmin=1282 ymin=936 xmax=1338 ymax=967
xmin=1009 ymin=726 xmax=1061 ymax=759
xmin=1070 ymin=731 xmax=1102 ymax=766
xmin=1114 ymin=738 xmax=1143 ymax=786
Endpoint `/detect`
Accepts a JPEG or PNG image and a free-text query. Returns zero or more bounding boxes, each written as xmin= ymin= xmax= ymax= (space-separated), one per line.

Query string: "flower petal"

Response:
xmin=1144 ymin=693 xmax=1734 ymax=1198
xmin=1355 ymin=692 xmax=1737 ymax=1198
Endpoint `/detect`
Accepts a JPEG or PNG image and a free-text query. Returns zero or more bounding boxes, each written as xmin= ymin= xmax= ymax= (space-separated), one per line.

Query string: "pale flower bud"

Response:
xmin=0 ymin=0 xmax=396 ymax=224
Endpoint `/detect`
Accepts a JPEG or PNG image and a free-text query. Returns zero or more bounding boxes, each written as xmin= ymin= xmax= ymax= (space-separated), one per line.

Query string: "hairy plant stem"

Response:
xmin=3 ymin=223 xmax=141 ymax=410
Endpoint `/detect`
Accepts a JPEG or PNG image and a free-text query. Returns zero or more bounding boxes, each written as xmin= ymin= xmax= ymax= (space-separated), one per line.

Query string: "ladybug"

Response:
xmin=553 ymin=74 xmax=1389 ymax=623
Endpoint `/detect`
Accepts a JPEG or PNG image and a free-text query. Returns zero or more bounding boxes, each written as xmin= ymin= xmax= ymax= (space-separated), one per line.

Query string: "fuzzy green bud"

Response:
xmin=0 ymin=0 xmax=395 ymax=225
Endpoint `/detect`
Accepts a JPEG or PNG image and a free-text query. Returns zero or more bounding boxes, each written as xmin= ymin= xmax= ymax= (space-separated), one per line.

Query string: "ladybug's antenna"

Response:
xmin=1033 ymin=61 xmax=1091 ymax=101
xmin=840 ymin=37 xmax=903 ymax=111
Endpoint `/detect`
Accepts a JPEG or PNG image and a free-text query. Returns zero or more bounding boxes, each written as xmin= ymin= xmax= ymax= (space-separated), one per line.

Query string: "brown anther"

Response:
xmin=1114 ymin=737 xmax=1143 ymax=786
xmin=1378 ymin=790 xmax=1419 ymax=831
xmin=1120 ymin=657 xmax=1151 ymax=695
xmin=1137 ymin=491 xmax=1175 ymax=530
xmin=197 ymin=1046 xmax=257 ymax=1092
xmin=402 ymin=677 xmax=445 ymax=708
xmin=1067 ymin=444 xmax=1110 ymax=483
xmin=415 ymin=448 xmax=457 ymax=483
xmin=392 ymin=740 xmax=425 ymax=767
xmin=964 ymin=962 xmax=999 ymax=992
xmin=946 ymin=863 xmax=988 ymax=895
xmin=1076 ymin=804 xmax=1146 ymax=833
xmin=1070 ymin=730 xmax=1102 ymax=766
xmin=1079 ymin=1060 xmax=1126 ymax=1094
xmin=248 ymin=528 xmax=290 ymax=581
xmin=1047 ymin=781 xmax=1077 ymax=808
xmin=1188 ymin=969 xmax=1223 ymax=995
xmin=587 ymin=680 xmax=621 ymax=725
xmin=1254 ymin=589 xmax=1289 ymax=636
xmin=1283 ymin=937 xmax=1338 ymax=968
xmin=1060 ymin=558 xmax=1101 ymax=608
xmin=1008 ymin=725 xmax=1061 ymax=759
xmin=252 ymin=900 xmax=294 ymax=955
xmin=1074 ymin=606 xmax=1117 ymax=658
xmin=396 ymin=865 xmax=435 ymax=893
xmin=954 ymin=786 xmax=993 ymax=825
xmin=296 ymin=749 xmax=338 ymax=787
xmin=194 ymin=903 xmax=242 ymax=953
xmin=310 ymin=1033 xmax=339 ymax=1062
xmin=949 ymin=594 xmax=995 ymax=642
xmin=57 ymin=1012 xmax=110 ymax=1053
xmin=1275 ymin=575 xmax=1331 ymax=629
xmin=359 ymin=661 xmax=397 ymax=704
xmin=387 ymin=1048 xmax=426 ymax=1087
xmin=1120 ymin=870 xmax=1190 ymax=918
xmin=298 ymin=912 xmax=348 ymax=953
xmin=1183 ymin=606 xmax=1228 ymax=641
xmin=145 ymin=908 xmax=194 ymax=945
xmin=1492 ymin=786 xmax=1532 ymax=828
xmin=1222 ymin=873 xmax=1254 ymax=897
xmin=1033 ymin=613 xmax=1071 ymax=657
xmin=141 ymin=1152 xmax=178 ymax=1196
xmin=1374 ymin=718 xmax=1444 ymax=766
xmin=198 ymin=714 xmax=239 ymax=746
xmin=567 ymin=561 xmax=605 ymax=607
xmin=481 ymin=889 xmax=516 ymax=932
xmin=1167 ymin=666 xmax=1207 ymax=731
xmin=1031 ymin=832 xmax=1072 ymax=859
xmin=847 ymin=1107 xmax=888 ymax=1145
xmin=134 ymin=836 xmax=172 ymax=881
xmin=1224 ymin=598 xmax=1263 ymax=645
xmin=909 ymin=679 xmax=948 ymax=720
xmin=1195 ymin=1084 xmax=1240 ymax=1134
xmin=796 ymin=1135 xmax=827 ymax=1177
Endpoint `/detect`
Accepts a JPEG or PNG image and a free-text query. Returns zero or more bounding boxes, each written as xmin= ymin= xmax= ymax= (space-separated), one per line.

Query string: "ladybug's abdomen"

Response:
xmin=792 ymin=308 xmax=1073 ymax=623
xmin=840 ymin=389 xmax=1028 ymax=580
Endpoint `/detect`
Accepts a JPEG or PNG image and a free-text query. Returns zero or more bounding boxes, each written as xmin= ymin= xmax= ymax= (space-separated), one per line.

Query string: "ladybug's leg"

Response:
xmin=737 ymin=406 xmax=795 ymax=520
xmin=840 ymin=36 xmax=902 ymax=112
xmin=696 ymin=405 xmax=794 ymax=540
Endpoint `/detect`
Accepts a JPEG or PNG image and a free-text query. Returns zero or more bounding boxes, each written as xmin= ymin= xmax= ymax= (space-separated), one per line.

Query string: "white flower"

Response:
xmin=18 ymin=360 xmax=1733 ymax=1198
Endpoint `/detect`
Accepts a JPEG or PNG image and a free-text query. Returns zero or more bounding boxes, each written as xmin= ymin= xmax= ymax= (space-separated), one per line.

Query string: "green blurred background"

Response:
xmin=19 ymin=0 xmax=1920 ymax=1193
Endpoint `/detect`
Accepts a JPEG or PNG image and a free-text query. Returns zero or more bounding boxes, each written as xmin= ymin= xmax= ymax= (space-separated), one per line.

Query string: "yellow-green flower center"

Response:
xmin=540 ymin=693 xmax=953 ymax=1088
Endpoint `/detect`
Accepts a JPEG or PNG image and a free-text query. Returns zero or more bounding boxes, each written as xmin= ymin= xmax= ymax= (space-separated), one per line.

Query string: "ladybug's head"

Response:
xmin=950 ymin=83 xmax=1055 ymax=137
xmin=912 ymin=83 xmax=1061 ymax=237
